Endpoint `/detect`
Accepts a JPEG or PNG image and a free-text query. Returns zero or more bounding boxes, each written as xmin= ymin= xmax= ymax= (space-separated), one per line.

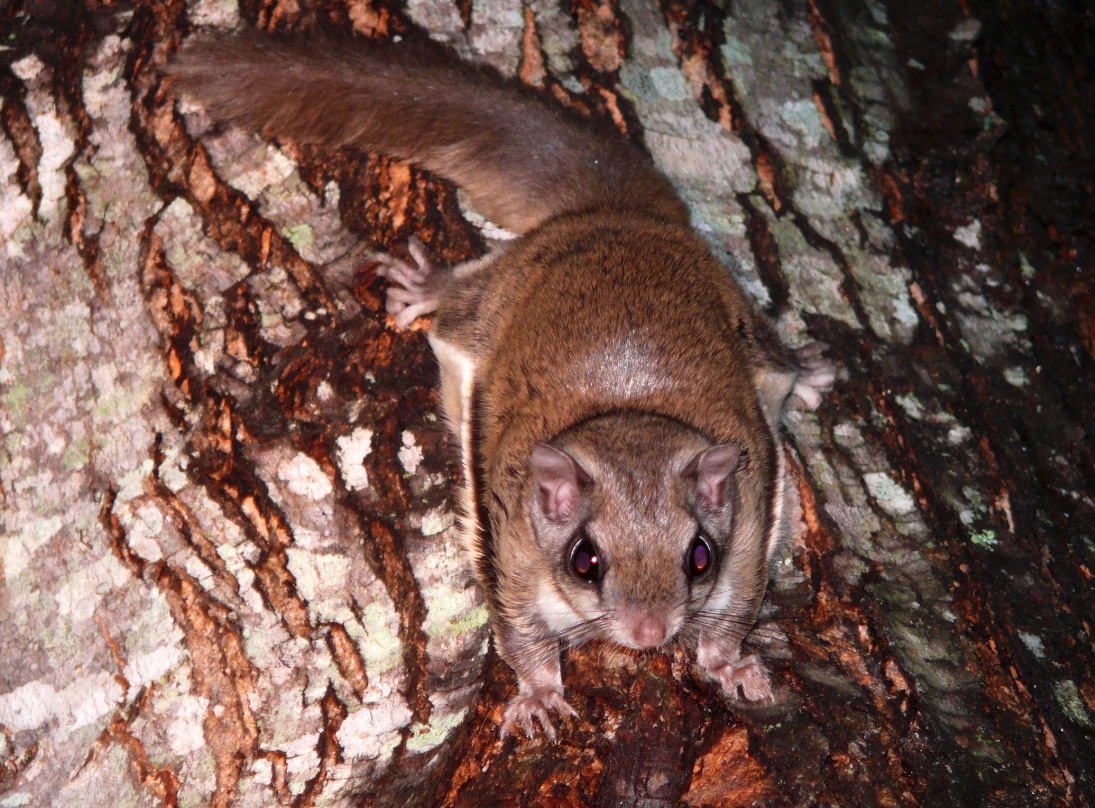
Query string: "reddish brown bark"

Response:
xmin=1 ymin=0 xmax=1091 ymax=806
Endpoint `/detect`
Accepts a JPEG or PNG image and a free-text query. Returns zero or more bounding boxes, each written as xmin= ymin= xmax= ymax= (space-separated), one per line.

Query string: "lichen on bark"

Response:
xmin=1 ymin=0 xmax=1092 ymax=806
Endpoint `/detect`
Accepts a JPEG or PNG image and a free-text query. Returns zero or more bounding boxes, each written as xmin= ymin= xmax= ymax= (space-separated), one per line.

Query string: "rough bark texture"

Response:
xmin=1 ymin=0 xmax=1092 ymax=806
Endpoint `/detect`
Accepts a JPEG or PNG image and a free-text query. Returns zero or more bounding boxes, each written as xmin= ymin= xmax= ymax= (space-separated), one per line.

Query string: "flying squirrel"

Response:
xmin=169 ymin=29 xmax=836 ymax=740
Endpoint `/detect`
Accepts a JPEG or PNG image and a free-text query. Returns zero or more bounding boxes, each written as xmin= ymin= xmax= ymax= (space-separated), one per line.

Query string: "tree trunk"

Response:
xmin=1 ymin=0 xmax=1091 ymax=806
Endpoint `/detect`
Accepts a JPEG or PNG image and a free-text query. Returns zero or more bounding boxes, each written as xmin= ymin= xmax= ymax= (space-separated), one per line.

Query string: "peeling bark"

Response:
xmin=1 ymin=0 xmax=1091 ymax=806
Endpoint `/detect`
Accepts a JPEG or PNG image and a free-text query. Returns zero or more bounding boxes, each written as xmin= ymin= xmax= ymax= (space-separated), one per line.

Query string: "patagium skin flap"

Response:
xmin=170 ymin=30 xmax=835 ymax=740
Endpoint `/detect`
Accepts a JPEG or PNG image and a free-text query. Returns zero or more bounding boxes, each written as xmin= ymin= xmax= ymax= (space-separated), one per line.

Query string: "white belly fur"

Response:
xmin=427 ymin=334 xmax=483 ymax=564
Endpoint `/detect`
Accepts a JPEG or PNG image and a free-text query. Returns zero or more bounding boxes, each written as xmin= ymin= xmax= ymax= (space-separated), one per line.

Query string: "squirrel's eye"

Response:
xmin=569 ymin=537 xmax=601 ymax=583
xmin=688 ymin=535 xmax=713 ymax=579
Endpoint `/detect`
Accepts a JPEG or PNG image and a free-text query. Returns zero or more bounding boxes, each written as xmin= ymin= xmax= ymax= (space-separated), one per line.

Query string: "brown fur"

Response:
xmin=170 ymin=31 xmax=833 ymax=737
xmin=422 ymin=211 xmax=781 ymax=649
xmin=169 ymin=32 xmax=688 ymax=234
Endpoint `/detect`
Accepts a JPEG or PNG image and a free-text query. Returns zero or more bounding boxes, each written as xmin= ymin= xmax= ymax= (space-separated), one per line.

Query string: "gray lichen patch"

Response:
xmin=336 ymin=427 xmax=375 ymax=493
xmin=720 ymin=0 xmax=916 ymax=343
xmin=619 ymin=0 xmax=756 ymax=282
xmin=862 ymin=471 xmax=917 ymax=517
xmin=250 ymin=443 xmax=403 ymax=653
xmin=468 ymin=0 xmax=525 ymax=75
xmin=791 ymin=409 xmax=987 ymax=738
xmin=411 ymin=522 xmax=487 ymax=646
xmin=245 ymin=265 xmax=310 ymax=349
xmin=848 ymin=255 xmax=919 ymax=344
xmin=770 ymin=215 xmax=861 ymax=330
xmin=1053 ymin=680 xmax=1092 ymax=727
xmin=953 ymin=220 xmax=982 ymax=250
xmin=0 ymin=129 xmax=35 ymax=254
xmin=893 ymin=393 xmax=969 ymax=433
xmin=79 ymin=35 xmax=162 ymax=247
xmin=1017 ymin=631 xmax=1046 ymax=659
xmin=10 ymin=54 xmax=76 ymax=227
xmin=525 ymin=0 xmax=583 ymax=81
xmin=406 ymin=702 xmax=470 ymax=754
xmin=1 ymin=67 xmax=173 ymax=804
xmin=955 ymin=308 xmax=1030 ymax=363
xmin=400 ymin=490 xmax=487 ymax=751
xmin=886 ymin=388 xmax=1009 ymax=554
xmin=187 ymin=0 xmax=240 ymax=29
xmin=155 ymin=197 xmax=251 ymax=296
xmin=337 ymin=696 xmax=413 ymax=766
xmin=405 ymin=0 xmax=467 ymax=50
xmin=193 ymin=125 xmax=362 ymax=270
xmin=947 ymin=267 xmax=1031 ymax=364
xmin=0 ymin=15 xmax=422 ymax=800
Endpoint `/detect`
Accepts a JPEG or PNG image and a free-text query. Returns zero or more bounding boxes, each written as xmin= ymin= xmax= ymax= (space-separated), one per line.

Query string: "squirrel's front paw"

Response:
xmin=375 ymin=239 xmax=442 ymax=329
xmin=500 ymin=687 xmax=577 ymax=741
xmin=706 ymin=653 xmax=774 ymax=703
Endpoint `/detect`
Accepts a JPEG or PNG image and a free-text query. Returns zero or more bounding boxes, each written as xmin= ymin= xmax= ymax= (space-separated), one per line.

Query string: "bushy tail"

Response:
xmin=169 ymin=31 xmax=688 ymax=234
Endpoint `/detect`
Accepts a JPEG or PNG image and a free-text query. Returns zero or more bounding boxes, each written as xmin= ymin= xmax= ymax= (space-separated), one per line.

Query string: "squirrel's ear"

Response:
xmin=529 ymin=443 xmax=591 ymax=523
xmin=682 ymin=443 xmax=741 ymax=511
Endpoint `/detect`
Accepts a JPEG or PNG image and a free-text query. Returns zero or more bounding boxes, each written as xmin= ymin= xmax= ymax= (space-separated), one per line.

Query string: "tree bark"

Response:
xmin=0 ymin=0 xmax=1091 ymax=806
